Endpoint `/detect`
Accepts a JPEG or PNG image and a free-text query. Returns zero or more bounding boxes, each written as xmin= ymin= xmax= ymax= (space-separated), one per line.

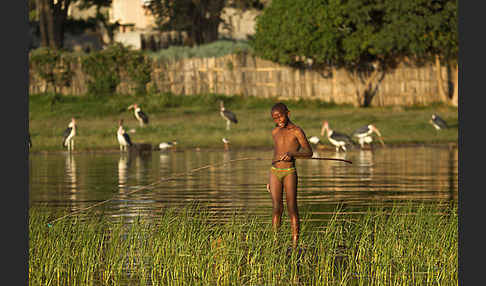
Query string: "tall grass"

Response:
xmin=29 ymin=203 xmax=457 ymax=285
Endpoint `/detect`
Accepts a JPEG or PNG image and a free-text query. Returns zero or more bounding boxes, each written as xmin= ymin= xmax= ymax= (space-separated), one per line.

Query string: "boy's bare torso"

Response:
xmin=272 ymin=122 xmax=310 ymax=168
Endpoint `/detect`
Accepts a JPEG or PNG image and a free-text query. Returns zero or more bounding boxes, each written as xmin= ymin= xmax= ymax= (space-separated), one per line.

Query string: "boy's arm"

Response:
xmin=279 ymin=127 xmax=313 ymax=162
xmin=291 ymin=127 xmax=313 ymax=158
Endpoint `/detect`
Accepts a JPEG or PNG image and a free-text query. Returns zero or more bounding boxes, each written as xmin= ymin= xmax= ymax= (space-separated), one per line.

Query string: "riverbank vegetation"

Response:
xmin=28 ymin=92 xmax=457 ymax=152
xmin=29 ymin=203 xmax=457 ymax=285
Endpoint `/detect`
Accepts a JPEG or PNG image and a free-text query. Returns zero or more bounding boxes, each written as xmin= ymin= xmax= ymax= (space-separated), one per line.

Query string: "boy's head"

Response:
xmin=271 ymin=102 xmax=290 ymax=127
xmin=271 ymin=102 xmax=289 ymax=114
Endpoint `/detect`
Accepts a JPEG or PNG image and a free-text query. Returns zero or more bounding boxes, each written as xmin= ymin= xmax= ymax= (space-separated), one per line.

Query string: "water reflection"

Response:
xmin=118 ymin=152 xmax=131 ymax=191
xmin=357 ymin=149 xmax=374 ymax=182
xmin=64 ymin=153 xmax=78 ymax=201
xmin=134 ymin=153 xmax=150 ymax=185
xmin=29 ymin=146 xmax=458 ymax=224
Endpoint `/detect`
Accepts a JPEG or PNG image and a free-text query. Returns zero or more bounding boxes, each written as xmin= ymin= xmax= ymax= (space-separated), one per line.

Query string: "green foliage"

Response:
xmin=252 ymin=0 xmax=457 ymax=67
xmin=147 ymin=0 xmax=226 ymax=45
xmin=29 ymin=48 xmax=75 ymax=93
xmin=377 ymin=0 xmax=457 ymax=62
xmin=251 ymin=0 xmax=345 ymax=66
xmin=123 ymin=49 xmax=153 ymax=95
xmin=251 ymin=0 xmax=457 ymax=107
xmin=81 ymin=43 xmax=152 ymax=96
xmin=81 ymin=46 xmax=121 ymax=96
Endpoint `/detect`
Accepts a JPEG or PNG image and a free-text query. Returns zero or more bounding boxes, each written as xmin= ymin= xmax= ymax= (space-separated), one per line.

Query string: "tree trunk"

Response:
xmin=451 ymin=62 xmax=458 ymax=107
xmin=435 ymin=55 xmax=449 ymax=103
xmin=344 ymin=65 xmax=382 ymax=107
xmin=343 ymin=70 xmax=361 ymax=107
xmin=37 ymin=0 xmax=49 ymax=47
xmin=202 ymin=18 xmax=220 ymax=43
xmin=45 ymin=5 xmax=58 ymax=49
xmin=36 ymin=0 xmax=70 ymax=50
xmin=435 ymin=55 xmax=458 ymax=107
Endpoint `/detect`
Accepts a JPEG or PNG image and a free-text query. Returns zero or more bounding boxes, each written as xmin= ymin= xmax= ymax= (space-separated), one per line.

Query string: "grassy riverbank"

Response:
xmin=29 ymin=93 xmax=458 ymax=152
xmin=29 ymin=204 xmax=457 ymax=285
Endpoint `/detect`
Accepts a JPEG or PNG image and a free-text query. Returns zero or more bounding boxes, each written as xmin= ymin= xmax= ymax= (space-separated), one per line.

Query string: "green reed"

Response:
xmin=29 ymin=203 xmax=457 ymax=285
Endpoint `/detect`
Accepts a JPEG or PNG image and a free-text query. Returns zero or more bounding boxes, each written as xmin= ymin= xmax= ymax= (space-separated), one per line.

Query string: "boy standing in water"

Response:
xmin=268 ymin=102 xmax=313 ymax=249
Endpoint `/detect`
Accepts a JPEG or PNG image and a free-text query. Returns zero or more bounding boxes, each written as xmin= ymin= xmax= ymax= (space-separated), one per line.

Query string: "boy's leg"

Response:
xmin=269 ymin=172 xmax=284 ymax=231
xmin=283 ymin=171 xmax=299 ymax=248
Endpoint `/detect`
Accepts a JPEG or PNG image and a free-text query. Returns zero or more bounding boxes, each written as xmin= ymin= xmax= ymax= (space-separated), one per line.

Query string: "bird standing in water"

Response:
xmin=128 ymin=104 xmax=149 ymax=127
xmin=62 ymin=118 xmax=76 ymax=152
xmin=222 ymin=137 xmax=230 ymax=151
xmin=219 ymin=101 xmax=238 ymax=130
xmin=159 ymin=140 xmax=177 ymax=151
xmin=352 ymin=124 xmax=385 ymax=149
xmin=321 ymin=120 xmax=354 ymax=152
xmin=117 ymin=119 xmax=132 ymax=151
xmin=430 ymin=114 xmax=448 ymax=130
xmin=308 ymin=136 xmax=321 ymax=145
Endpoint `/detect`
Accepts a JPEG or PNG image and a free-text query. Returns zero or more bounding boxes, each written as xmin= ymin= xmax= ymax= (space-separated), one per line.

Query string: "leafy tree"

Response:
xmin=251 ymin=0 xmax=457 ymax=107
xmin=34 ymin=0 xmax=112 ymax=49
xmin=378 ymin=0 xmax=458 ymax=106
xmin=35 ymin=0 xmax=71 ymax=49
xmin=146 ymin=0 xmax=226 ymax=46
xmin=146 ymin=0 xmax=265 ymax=46
xmin=81 ymin=43 xmax=152 ymax=95
xmin=427 ymin=0 xmax=458 ymax=106
xmin=30 ymin=48 xmax=75 ymax=94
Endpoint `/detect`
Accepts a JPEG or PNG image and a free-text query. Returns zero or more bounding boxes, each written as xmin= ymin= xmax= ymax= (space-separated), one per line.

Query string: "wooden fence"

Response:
xmin=29 ymin=53 xmax=448 ymax=106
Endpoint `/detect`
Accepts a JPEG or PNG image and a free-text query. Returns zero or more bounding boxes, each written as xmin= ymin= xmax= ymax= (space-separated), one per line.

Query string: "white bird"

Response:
xmin=128 ymin=103 xmax=149 ymax=127
xmin=430 ymin=114 xmax=448 ymax=130
xmin=352 ymin=124 xmax=385 ymax=149
xmin=222 ymin=137 xmax=230 ymax=151
xmin=159 ymin=140 xmax=177 ymax=151
xmin=320 ymin=120 xmax=354 ymax=152
xmin=62 ymin=118 xmax=76 ymax=151
xmin=117 ymin=119 xmax=133 ymax=151
xmin=309 ymin=136 xmax=321 ymax=145
xmin=219 ymin=101 xmax=238 ymax=130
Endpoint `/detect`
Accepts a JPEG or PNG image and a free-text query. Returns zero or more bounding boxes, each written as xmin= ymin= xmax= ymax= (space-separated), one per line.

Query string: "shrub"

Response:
xmin=30 ymin=48 xmax=75 ymax=93
xmin=81 ymin=43 xmax=153 ymax=96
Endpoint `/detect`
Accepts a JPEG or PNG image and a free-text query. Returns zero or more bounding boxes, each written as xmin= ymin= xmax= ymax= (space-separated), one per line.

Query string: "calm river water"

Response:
xmin=29 ymin=145 xmax=458 ymax=226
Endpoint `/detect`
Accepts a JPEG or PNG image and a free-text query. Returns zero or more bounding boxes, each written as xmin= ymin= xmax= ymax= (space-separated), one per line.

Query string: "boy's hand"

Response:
xmin=279 ymin=152 xmax=292 ymax=161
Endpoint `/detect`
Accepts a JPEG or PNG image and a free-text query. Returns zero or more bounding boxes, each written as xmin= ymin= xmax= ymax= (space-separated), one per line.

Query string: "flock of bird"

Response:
xmin=28 ymin=100 xmax=240 ymax=153
xmin=309 ymin=113 xmax=449 ymax=152
xmin=29 ymin=102 xmax=449 ymax=154
xmin=309 ymin=121 xmax=384 ymax=152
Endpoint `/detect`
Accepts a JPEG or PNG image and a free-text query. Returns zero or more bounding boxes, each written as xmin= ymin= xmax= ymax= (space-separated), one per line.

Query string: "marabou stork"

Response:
xmin=222 ymin=137 xmax=230 ymax=151
xmin=62 ymin=118 xmax=77 ymax=151
xmin=219 ymin=101 xmax=238 ymax=130
xmin=159 ymin=140 xmax=177 ymax=151
xmin=352 ymin=124 xmax=385 ymax=149
xmin=128 ymin=104 xmax=149 ymax=127
xmin=117 ymin=119 xmax=133 ymax=151
xmin=430 ymin=114 xmax=448 ymax=130
xmin=320 ymin=120 xmax=354 ymax=152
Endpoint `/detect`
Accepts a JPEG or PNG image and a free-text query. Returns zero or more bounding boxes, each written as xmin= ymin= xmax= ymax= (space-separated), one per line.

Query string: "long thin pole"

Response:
xmin=272 ymin=157 xmax=353 ymax=165
xmin=46 ymin=156 xmax=352 ymax=226
xmin=47 ymin=157 xmax=262 ymax=226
